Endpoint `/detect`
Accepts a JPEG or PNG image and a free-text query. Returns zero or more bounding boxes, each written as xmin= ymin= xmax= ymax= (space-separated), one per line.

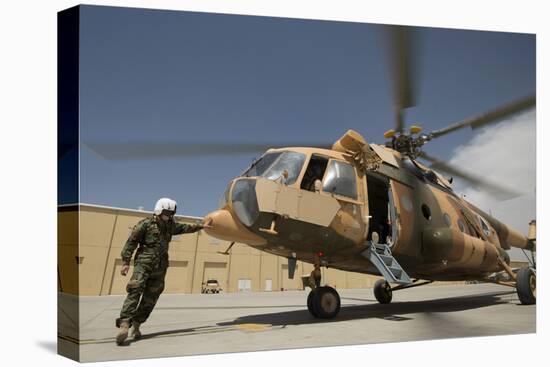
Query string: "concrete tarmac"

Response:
xmin=58 ymin=284 xmax=536 ymax=362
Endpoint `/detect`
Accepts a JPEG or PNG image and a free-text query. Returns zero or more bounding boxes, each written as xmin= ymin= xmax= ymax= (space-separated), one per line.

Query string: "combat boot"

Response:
xmin=131 ymin=321 xmax=142 ymax=339
xmin=116 ymin=320 xmax=130 ymax=345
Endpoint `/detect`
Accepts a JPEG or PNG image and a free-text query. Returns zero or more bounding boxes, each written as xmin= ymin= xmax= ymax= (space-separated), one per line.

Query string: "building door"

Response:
xmin=202 ymin=262 xmax=227 ymax=292
xmin=238 ymin=278 xmax=252 ymax=292
xmin=265 ymin=279 xmax=272 ymax=292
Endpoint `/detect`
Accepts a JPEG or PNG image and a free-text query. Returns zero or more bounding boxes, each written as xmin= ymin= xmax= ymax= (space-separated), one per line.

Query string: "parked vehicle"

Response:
xmin=202 ymin=279 xmax=222 ymax=294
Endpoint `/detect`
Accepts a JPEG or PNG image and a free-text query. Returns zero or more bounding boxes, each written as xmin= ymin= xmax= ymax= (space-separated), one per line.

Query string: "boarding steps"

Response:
xmin=361 ymin=242 xmax=412 ymax=285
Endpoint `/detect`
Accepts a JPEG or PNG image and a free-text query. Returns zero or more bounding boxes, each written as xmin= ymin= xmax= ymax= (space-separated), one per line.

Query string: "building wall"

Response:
xmin=59 ymin=204 xmax=494 ymax=296
xmin=58 ymin=207 xmax=79 ymax=295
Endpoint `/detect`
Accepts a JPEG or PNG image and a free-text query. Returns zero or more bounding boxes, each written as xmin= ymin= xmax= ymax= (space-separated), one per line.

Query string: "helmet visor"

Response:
xmin=160 ymin=209 xmax=176 ymax=218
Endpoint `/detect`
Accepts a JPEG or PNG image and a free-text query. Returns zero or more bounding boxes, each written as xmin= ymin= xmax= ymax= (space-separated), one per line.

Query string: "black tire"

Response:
xmin=516 ymin=267 xmax=536 ymax=305
xmin=374 ymin=279 xmax=393 ymax=304
xmin=307 ymin=289 xmax=318 ymax=317
xmin=311 ymin=286 xmax=341 ymax=319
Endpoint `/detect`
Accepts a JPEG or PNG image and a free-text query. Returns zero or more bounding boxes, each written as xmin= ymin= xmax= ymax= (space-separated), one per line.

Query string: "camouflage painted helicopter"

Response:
xmin=202 ymin=123 xmax=536 ymax=319
xmin=199 ymin=27 xmax=536 ymax=319
xmin=88 ymin=26 xmax=536 ymax=319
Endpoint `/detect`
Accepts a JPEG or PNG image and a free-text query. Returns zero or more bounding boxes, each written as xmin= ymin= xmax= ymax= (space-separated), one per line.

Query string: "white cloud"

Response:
xmin=446 ymin=109 xmax=536 ymax=260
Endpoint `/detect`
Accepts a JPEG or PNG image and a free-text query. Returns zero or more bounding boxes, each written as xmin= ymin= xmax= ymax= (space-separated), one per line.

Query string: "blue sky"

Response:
xmin=73 ymin=5 xmax=535 ymax=218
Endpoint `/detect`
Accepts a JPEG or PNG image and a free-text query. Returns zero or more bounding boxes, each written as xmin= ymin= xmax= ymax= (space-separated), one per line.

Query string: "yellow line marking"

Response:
xmin=234 ymin=323 xmax=272 ymax=332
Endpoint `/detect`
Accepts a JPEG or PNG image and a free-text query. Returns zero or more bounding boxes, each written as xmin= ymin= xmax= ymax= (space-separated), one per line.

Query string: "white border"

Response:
xmin=1 ymin=1 xmax=545 ymax=366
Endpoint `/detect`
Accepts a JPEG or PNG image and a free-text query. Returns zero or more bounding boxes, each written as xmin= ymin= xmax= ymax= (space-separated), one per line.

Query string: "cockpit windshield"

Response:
xmin=243 ymin=152 xmax=282 ymax=178
xmin=242 ymin=151 xmax=306 ymax=185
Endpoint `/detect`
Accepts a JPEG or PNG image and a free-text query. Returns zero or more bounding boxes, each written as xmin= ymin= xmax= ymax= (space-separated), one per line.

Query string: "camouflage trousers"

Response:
xmin=118 ymin=262 xmax=167 ymax=325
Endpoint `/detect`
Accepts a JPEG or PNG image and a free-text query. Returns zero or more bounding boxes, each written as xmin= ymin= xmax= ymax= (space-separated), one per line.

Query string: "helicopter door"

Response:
xmin=387 ymin=180 xmax=415 ymax=252
xmin=366 ymin=173 xmax=392 ymax=244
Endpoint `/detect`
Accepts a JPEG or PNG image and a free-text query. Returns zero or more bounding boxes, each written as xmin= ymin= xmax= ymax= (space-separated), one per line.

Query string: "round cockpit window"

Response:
xmin=231 ymin=179 xmax=259 ymax=227
xmin=457 ymin=219 xmax=466 ymax=233
xmin=421 ymin=204 xmax=432 ymax=221
xmin=443 ymin=213 xmax=451 ymax=227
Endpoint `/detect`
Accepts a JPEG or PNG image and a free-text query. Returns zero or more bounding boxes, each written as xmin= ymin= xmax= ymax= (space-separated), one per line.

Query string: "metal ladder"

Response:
xmin=361 ymin=241 xmax=412 ymax=285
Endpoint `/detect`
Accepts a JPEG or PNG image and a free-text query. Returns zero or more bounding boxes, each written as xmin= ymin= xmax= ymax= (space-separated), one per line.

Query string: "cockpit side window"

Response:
xmin=322 ymin=160 xmax=358 ymax=200
xmin=262 ymin=152 xmax=306 ymax=185
xmin=300 ymin=155 xmax=329 ymax=192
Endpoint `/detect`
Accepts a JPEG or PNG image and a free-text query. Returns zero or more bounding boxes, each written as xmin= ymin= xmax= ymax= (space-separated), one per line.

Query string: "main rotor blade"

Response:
xmin=429 ymin=94 xmax=535 ymax=139
xmin=418 ymin=152 xmax=521 ymax=201
xmin=84 ymin=141 xmax=332 ymax=160
xmin=387 ymin=25 xmax=416 ymax=133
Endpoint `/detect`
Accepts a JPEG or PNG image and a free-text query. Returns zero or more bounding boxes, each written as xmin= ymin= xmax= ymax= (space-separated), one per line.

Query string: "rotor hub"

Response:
xmin=384 ymin=129 xmax=431 ymax=158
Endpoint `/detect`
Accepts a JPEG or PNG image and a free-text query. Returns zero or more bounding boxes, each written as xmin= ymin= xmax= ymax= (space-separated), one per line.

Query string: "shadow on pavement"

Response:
xmin=218 ymin=290 xmax=517 ymax=327
xmin=118 ymin=290 xmax=519 ymax=345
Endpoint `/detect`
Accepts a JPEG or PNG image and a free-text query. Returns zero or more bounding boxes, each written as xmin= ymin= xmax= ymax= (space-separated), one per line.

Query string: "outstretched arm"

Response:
xmin=172 ymin=222 xmax=203 ymax=235
xmin=172 ymin=218 xmax=212 ymax=235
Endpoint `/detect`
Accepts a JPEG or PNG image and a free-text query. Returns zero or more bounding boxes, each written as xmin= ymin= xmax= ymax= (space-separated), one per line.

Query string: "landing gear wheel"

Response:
xmin=307 ymin=289 xmax=318 ymax=317
xmin=308 ymin=286 xmax=341 ymax=319
xmin=516 ymin=267 xmax=536 ymax=305
xmin=374 ymin=279 xmax=393 ymax=304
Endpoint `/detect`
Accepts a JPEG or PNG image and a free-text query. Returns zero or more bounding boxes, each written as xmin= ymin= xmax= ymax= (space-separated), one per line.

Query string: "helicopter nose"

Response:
xmin=204 ymin=209 xmax=266 ymax=246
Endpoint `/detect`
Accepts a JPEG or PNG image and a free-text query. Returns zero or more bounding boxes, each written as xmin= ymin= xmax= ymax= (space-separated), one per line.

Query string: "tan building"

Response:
xmin=59 ymin=203 xmax=384 ymax=296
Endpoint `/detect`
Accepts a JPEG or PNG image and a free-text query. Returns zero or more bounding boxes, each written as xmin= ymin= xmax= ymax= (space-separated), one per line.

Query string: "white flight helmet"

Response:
xmin=154 ymin=198 xmax=178 ymax=216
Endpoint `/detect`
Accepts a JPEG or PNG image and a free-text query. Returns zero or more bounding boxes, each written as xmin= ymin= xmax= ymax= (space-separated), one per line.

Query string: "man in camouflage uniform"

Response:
xmin=115 ymin=198 xmax=212 ymax=345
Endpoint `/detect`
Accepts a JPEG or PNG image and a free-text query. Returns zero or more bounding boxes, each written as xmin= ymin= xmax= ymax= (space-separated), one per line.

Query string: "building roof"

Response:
xmin=58 ymin=203 xmax=204 ymax=223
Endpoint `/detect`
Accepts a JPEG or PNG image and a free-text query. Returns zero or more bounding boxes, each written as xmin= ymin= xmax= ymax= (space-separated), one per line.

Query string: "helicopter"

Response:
xmin=87 ymin=26 xmax=536 ymax=319
xmin=198 ymin=26 xmax=536 ymax=319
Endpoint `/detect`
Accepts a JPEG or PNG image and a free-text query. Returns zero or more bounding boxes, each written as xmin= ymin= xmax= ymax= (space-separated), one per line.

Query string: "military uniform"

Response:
xmin=117 ymin=216 xmax=203 ymax=327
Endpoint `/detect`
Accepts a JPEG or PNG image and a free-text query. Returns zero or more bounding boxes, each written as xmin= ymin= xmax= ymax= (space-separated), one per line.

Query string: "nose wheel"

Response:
xmin=307 ymin=286 xmax=341 ymax=319
xmin=306 ymin=254 xmax=341 ymax=318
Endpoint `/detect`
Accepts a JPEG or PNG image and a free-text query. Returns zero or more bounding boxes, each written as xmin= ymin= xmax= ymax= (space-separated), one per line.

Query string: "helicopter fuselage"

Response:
xmin=205 ymin=143 xmax=532 ymax=282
